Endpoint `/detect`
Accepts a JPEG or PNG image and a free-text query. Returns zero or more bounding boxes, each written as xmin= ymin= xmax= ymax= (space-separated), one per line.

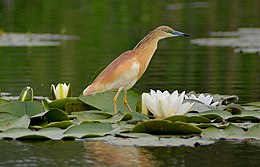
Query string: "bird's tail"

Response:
xmin=83 ymin=85 xmax=94 ymax=96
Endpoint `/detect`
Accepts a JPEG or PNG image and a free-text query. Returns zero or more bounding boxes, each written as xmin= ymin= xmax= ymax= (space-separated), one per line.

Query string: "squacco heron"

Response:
xmin=83 ymin=25 xmax=191 ymax=113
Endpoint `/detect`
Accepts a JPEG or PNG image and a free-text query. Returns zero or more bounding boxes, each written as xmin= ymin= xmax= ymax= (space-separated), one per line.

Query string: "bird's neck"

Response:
xmin=132 ymin=32 xmax=161 ymax=79
xmin=133 ymin=32 xmax=160 ymax=51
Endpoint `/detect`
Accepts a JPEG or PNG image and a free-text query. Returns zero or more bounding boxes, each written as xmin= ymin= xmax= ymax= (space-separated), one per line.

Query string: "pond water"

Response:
xmin=0 ymin=0 xmax=260 ymax=166
xmin=1 ymin=140 xmax=260 ymax=167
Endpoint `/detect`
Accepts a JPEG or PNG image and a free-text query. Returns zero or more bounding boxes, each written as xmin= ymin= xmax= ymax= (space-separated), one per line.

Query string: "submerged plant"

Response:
xmin=51 ymin=83 xmax=71 ymax=100
xmin=142 ymin=90 xmax=194 ymax=119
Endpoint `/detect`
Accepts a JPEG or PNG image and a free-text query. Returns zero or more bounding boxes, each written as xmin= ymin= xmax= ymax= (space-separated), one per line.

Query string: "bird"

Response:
xmin=83 ymin=25 xmax=191 ymax=113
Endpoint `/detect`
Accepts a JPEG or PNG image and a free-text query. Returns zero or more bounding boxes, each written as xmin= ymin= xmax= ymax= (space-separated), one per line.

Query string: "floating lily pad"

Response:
xmin=64 ymin=123 xmax=115 ymax=138
xmin=0 ymin=101 xmax=44 ymax=117
xmin=196 ymin=122 xmax=230 ymax=129
xmin=189 ymin=110 xmax=232 ymax=122
xmin=212 ymin=94 xmax=239 ymax=105
xmin=93 ymin=135 xmax=215 ymax=147
xmin=0 ymin=127 xmax=64 ymax=140
xmin=227 ymin=110 xmax=260 ymax=122
xmin=0 ymin=115 xmax=30 ymax=131
xmin=131 ymin=111 xmax=149 ymax=121
xmin=75 ymin=110 xmax=113 ymax=123
xmin=48 ymin=97 xmax=88 ymax=113
xmin=78 ymin=111 xmax=132 ymax=123
xmin=232 ymin=123 xmax=258 ymax=129
xmin=115 ymin=132 xmax=154 ymax=138
xmin=0 ymin=128 xmax=33 ymax=139
xmin=0 ymin=99 xmax=9 ymax=105
xmin=79 ymin=89 xmax=141 ymax=113
xmin=242 ymin=102 xmax=260 ymax=111
xmin=246 ymin=124 xmax=260 ymax=139
xmin=32 ymin=127 xmax=64 ymax=140
xmin=43 ymin=120 xmax=74 ymax=129
xmin=201 ymin=124 xmax=246 ymax=139
xmin=165 ymin=115 xmax=211 ymax=123
xmin=0 ymin=112 xmax=16 ymax=120
xmin=44 ymin=109 xmax=69 ymax=122
xmin=243 ymin=102 xmax=260 ymax=108
xmin=225 ymin=103 xmax=245 ymax=114
xmin=202 ymin=123 xmax=260 ymax=140
xmin=242 ymin=106 xmax=260 ymax=111
xmin=131 ymin=120 xmax=202 ymax=135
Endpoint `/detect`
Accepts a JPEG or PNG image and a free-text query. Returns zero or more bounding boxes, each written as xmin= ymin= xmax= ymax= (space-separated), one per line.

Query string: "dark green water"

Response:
xmin=0 ymin=140 xmax=260 ymax=167
xmin=0 ymin=0 xmax=260 ymax=166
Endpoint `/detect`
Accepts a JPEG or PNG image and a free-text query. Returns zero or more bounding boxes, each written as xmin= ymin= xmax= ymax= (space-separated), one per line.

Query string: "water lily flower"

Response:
xmin=51 ymin=83 xmax=71 ymax=100
xmin=142 ymin=90 xmax=194 ymax=119
xmin=185 ymin=94 xmax=219 ymax=106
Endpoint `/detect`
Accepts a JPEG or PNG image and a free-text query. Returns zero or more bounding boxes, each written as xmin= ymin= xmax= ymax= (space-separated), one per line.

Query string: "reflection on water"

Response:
xmin=0 ymin=140 xmax=260 ymax=167
xmin=191 ymin=28 xmax=260 ymax=54
xmin=84 ymin=141 xmax=160 ymax=166
xmin=0 ymin=32 xmax=79 ymax=47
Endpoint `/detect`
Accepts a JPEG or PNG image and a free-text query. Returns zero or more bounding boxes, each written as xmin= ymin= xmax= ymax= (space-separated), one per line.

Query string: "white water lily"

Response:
xmin=142 ymin=90 xmax=194 ymax=119
xmin=185 ymin=94 xmax=218 ymax=106
xmin=51 ymin=83 xmax=71 ymax=99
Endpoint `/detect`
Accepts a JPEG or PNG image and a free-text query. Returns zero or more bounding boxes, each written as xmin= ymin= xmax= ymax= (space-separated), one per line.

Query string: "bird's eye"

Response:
xmin=166 ymin=30 xmax=173 ymax=33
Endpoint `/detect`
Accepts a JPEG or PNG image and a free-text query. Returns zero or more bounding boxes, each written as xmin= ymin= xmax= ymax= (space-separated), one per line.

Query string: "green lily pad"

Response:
xmin=115 ymin=132 xmax=154 ymax=138
xmin=76 ymin=110 xmax=113 ymax=123
xmin=94 ymin=135 xmax=214 ymax=147
xmin=0 ymin=128 xmax=33 ymax=139
xmin=79 ymin=89 xmax=140 ymax=113
xmin=64 ymin=102 xmax=89 ymax=114
xmin=99 ymin=111 xmax=132 ymax=123
xmin=32 ymin=127 xmax=64 ymax=140
xmin=227 ymin=110 xmax=260 ymax=122
xmin=196 ymin=122 xmax=230 ymax=129
xmin=242 ymin=105 xmax=260 ymax=111
xmin=0 ymin=115 xmax=30 ymax=131
xmin=0 ymin=127 xmax=64 ymax=140
xmin=43 ymin=120 xmax=74 ymax=129
xmin=131 ymin=120 xmax=202 ymax=135
xmin=44 ymin=109 xmax=69 ymax=122
xmin=201 ymin=124 xmax=246 ymax=139
xmin=202 ymin=123 xmax=260 ymax=140
xmin=225 ymin=103 xmax=245 ymax=114
xmin=232 ymin=123 xmax=258 ymax=129
xmin=131 ymin=111 xmax=149 ymax=121
xmin=78 ymin=111 xmax=132 ymax=123
xmin=243 ymin=102 xmax=260 ymax=108
xmin=165 ymin=115 xmax=211 ymax=123
xmin=246 ymin=123 xmax=260 ymax=139
xmin=64 ymin=123 xmax=114 ymax=138
xmin=0 ymin=101 xmax=44 ymax=117
xmin=0 ymin=112 xmax=16 ymax=120
xmin=0 ymin=99 xmax=9 ymax=105
xmin=48 ymin=97 xmax=88 ymax=112
xmin=189 ymin=110 xmax=232 ymax=122
xmin=31 ymin=108 xmax=69 ymax=123
xmin=212 ymin=94 xmax=239 ymax=105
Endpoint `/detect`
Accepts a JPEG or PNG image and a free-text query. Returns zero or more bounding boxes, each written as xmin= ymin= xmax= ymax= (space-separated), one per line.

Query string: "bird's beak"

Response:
xmin=172 ymin=31 xmax=191 ymax=37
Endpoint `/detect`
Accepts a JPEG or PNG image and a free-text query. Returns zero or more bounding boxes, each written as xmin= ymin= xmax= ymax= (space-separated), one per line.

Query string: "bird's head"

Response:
xmin=153 ymin=25 xmax=191 ymax=40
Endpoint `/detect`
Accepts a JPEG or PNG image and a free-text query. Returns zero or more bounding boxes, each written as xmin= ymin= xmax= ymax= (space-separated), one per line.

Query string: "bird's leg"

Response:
xmin=114 ymin=87 xmax=123 ymax=113
xmin=124 ymin=90 xmax=133 ymax=112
